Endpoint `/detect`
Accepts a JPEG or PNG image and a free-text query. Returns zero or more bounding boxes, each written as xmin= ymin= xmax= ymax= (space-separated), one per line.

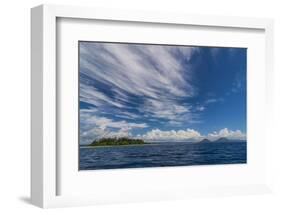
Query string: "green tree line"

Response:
xmin=90 ymin=137 xmax=145 ymax=146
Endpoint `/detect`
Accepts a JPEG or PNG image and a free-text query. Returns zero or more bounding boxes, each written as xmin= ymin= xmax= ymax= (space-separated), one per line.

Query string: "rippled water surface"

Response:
xmin=79 ymin=142 xmax=246 ymax=170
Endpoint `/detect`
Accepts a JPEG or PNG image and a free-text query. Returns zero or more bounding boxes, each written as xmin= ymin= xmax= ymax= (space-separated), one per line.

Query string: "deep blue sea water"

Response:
xmin=79 ymin=142 xmax=246 ymax=170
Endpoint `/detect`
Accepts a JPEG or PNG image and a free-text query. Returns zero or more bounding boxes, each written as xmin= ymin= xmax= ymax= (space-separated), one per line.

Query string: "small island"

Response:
xmin=89 ymin=137 xmax=146 ymax=147
xmin=198 ymin=137 xmax=244 ymax=143
xmin=199 ymin=138 xmax=211 ymax=143
xmin=214 ymin=137 xmax=229 ymax=142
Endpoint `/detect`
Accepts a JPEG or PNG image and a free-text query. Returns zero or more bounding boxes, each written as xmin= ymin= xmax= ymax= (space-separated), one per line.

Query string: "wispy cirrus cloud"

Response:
xmin=79 ymin=42 xmax=201 ymax=130
xmin=205 ymin=98 xmax=224 ymax=104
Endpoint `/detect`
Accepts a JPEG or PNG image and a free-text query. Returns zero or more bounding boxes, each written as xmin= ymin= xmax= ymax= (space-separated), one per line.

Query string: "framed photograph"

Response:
xmin=31 ymin=4 xmax=274 ymax=208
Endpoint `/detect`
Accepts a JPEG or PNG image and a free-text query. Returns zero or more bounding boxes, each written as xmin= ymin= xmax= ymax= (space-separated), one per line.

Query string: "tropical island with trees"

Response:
xmin=89 ymin=137 xmax=146 ymax=147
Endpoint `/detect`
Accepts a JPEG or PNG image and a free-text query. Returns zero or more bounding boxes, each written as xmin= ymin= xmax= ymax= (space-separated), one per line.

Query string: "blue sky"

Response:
xmin=79 ymin=42 xmax=246 ymax=144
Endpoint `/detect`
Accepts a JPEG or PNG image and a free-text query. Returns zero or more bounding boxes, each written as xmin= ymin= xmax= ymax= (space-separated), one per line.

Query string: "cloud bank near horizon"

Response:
xmin=80 ymin=109 xmax=246 ymax=144
xmin=138 ymin=127 xmax=246 ymax=142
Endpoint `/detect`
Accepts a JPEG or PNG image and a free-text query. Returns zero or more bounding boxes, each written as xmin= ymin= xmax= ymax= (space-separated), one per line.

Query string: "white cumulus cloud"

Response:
xmin=138 ymin=128 xmax=202 ymax=142
xmin=80 ymin=109 xmax=148 ymax=144
xmin=207 ymin=128 xmax=246 ymax=140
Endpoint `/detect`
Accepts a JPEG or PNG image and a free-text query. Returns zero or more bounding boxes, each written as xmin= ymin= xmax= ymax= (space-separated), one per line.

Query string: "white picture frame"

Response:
xmin=31 ymin=4 xmax=274 ymax=208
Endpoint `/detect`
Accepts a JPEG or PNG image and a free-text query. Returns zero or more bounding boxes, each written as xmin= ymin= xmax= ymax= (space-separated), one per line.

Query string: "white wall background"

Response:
xmin=0 ymin=0 xmax=280 ymax=212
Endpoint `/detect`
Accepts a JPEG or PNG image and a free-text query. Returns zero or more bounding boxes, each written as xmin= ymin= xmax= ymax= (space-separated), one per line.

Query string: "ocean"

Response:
xmin=79 ymin=141 xmax=246 ymax=170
